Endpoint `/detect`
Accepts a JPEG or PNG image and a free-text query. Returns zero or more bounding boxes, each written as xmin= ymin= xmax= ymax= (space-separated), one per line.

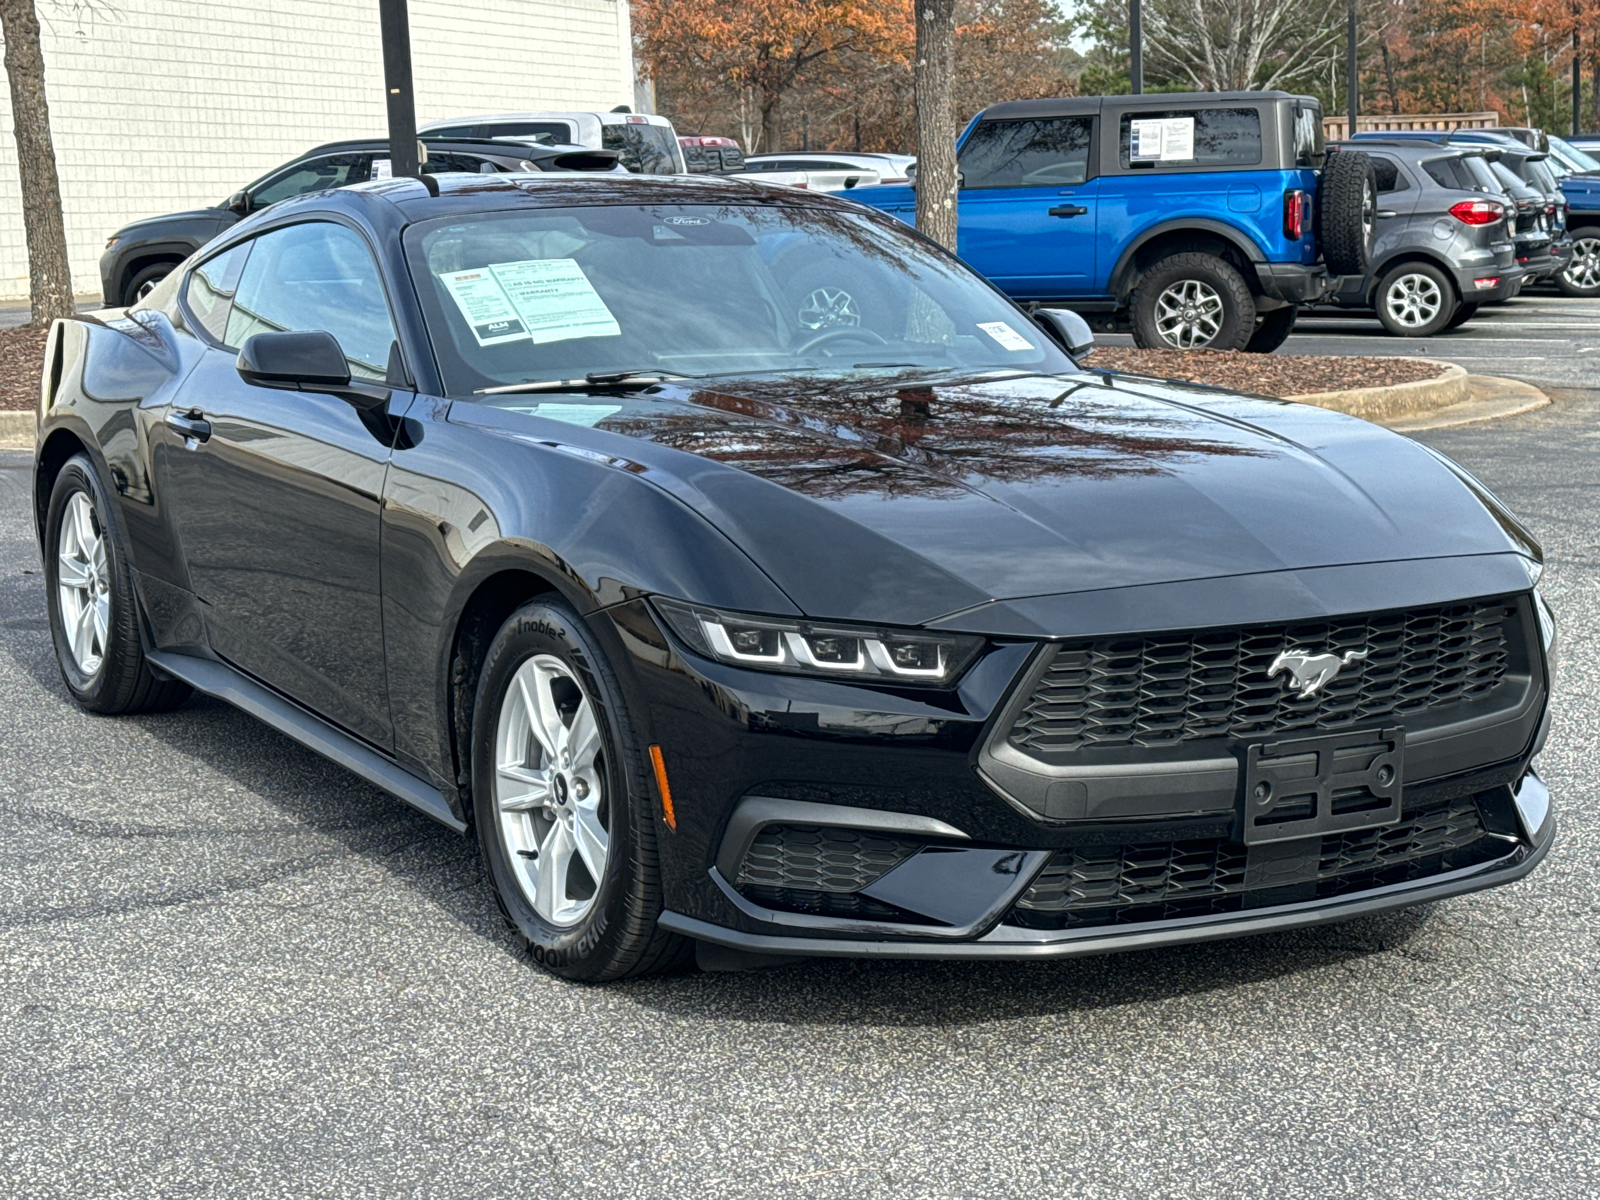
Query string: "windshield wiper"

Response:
xmin=476 ymin=369 xmax=693 ymax=395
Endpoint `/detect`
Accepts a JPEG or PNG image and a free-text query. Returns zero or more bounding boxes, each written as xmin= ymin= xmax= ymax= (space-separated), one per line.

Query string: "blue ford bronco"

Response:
xmin=846 ymin=90 xmax=1377 ymax=353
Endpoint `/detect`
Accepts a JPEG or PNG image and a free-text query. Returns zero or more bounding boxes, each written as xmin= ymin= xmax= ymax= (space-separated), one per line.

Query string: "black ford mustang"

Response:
xmin=33 ymin=173 xmax=1557 ymax=979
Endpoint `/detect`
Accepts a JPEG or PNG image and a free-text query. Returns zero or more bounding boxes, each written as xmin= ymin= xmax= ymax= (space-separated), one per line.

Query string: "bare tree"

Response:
xmin=1140 ymin=0 xmax=1349 ymax=91
xmin=914 ymin=0 xmax=958 ymax=250
xmin=1 ymin=0 xmax=74 ymax=324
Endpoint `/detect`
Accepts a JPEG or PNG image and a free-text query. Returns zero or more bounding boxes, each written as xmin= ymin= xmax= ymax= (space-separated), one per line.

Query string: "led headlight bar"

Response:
xmin=652 ymin=599 xmax=983 ymax=686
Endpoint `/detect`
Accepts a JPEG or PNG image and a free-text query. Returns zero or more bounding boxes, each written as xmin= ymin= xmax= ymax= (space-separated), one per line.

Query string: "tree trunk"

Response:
xmin=0 ymin=0 xmax=75 ymax=324
xmin=761 ymin=95 xmax=781 ymax=155
xmin=913 ymin=0 xmax=957 ymax=250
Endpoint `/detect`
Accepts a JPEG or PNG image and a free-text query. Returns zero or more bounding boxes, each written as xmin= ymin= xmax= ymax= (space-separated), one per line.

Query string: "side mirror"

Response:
xmin=1033 ymin=308 xmax=1095 ymax=359
xmin=226 ymin=190 xmax=249 ymax=215
xmin=236 ymin=330 xmax=390 ymax=410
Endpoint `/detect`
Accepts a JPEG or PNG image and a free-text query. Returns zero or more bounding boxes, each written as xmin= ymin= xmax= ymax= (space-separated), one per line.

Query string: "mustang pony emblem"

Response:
xmin=1269 ymin=648 xmax=1369 ymax=699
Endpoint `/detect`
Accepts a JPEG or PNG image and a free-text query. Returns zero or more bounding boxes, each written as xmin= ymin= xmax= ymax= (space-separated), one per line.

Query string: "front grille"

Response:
xmin=1006 ymin=599 xmax=1515 ymax=756
xmin=1007 ymin=794 xmax=1511 ymax=930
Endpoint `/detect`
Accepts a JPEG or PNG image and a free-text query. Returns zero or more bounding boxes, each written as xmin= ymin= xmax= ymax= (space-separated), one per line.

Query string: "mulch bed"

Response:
xmin=1083 ymin=347 xmax=1446 ymax=399
xmin=0 ymin=324 xmax=49 ymax=412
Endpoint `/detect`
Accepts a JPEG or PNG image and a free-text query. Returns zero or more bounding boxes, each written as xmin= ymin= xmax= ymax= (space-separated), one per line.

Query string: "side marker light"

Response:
xmin=648 ymin=744 xmax=676 ymax=832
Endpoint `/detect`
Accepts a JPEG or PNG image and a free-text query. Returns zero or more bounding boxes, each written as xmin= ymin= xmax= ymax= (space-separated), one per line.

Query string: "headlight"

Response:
xmin=653 ymin=599 xmax=983 ymax=686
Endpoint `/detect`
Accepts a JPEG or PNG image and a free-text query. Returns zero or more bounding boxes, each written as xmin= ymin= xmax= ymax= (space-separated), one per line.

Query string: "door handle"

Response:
xmin=165 ymin=409 xmax=212 ymax=447
xmin=1048 ymin=204 xmax=1089 ymax=217
xmin=1376 ymin=210 xmax=1398 ymax=219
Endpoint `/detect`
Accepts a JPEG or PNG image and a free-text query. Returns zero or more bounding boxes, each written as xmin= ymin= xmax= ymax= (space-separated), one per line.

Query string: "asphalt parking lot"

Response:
xmin=3 ymin=386 xmax=1599 ymax=1198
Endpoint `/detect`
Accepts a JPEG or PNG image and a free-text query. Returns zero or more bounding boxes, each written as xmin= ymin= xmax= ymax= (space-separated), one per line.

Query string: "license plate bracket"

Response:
xmin=1240 ymin=726 xmax=1404 ymax=845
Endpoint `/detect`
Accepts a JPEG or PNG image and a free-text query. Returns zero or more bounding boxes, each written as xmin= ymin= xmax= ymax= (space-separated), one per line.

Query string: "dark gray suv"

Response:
xmin=1322 ymin=141 xmax=1524 ymax=336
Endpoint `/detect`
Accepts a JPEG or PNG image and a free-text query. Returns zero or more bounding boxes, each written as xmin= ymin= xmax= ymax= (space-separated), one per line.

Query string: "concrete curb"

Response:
xmin=1386 ymin=375 xmax=1550 ymax=431
xmin=1287 ymin=358 xmax=1469 ymax=421
xmin=0 ymin=410 xmax=33 ymax=450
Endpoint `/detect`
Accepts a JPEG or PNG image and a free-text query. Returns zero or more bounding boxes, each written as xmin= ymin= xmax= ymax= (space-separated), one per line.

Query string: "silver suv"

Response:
xmin=1321 ymin=141 xmax=1525 ymax=336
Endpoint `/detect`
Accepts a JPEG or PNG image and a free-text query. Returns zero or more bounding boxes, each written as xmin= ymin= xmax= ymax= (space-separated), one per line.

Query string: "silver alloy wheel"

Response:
xmin=494 ymin=654 xmax=609 ymax=927
xmin=56 ymin=492 xmax=111 ymax=677
xmin=1566 ymin=237 xmax=1600 ymax=289
xmin=797 ymin=287 xmax=861 ymax=330
xmin=1153 ymin=278 xmax=1225 ymax=348
xmin=1383 ymin=272 xmax=1444 ymax=328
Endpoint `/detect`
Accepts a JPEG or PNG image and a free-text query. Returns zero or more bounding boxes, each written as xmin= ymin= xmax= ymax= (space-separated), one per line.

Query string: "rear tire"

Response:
xmin=44 ymin=455 xmax=191 ymax=714
xmin=1556 ymin=229 xmax=1600 ymax=297
xmin=1130 ymin=253 xmax=1256 ymax=351
xmin=1374 ymin=262 xmax=1456 ymax=338
xmin=1443 ymin=301 xmax=1479 ymax=331
xmin=1318 ymin=151 xmax=1378 ymax=277
xmin=470 ymin=597 xmax=688 ymax=981
xmin=1244 ymin=305 xmax=1298 ymax=353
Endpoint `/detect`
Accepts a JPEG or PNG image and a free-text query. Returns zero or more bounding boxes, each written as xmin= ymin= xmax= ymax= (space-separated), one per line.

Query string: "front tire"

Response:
xmin=1130 ymin=253 xmax=1256 ymax=350
xmin=1374 ymin=262 xmax=1456 ymax=337
xmin=471 ymin=597 xmax=687 ymax=981
xmin=1556 ymin=229 xmax=1600 ymax=297
xmin=44 ymin=455 xmax=191 ymax=714
xmin=121 ymin=263 xmax=172 ymax=308
xmin=1244 ymin=305 xmax=1298 ymax=353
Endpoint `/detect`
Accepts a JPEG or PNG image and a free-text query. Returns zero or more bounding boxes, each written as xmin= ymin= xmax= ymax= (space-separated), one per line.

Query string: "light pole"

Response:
xmin=1129 ymin=0 xmax=1142 ymax=95
xmin=1346 ymin=0 xmax=1358 ymax=137
xmin=378 ymin=0 xmax=420 ymax=179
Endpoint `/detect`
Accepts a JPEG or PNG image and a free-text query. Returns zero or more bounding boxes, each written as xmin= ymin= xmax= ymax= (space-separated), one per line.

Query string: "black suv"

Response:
xmin=99 ymin=137 xmax=619 ymax=307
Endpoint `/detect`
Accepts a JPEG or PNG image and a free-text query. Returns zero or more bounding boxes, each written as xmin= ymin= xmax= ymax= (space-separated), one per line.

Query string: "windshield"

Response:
xmin=405 ymin=204 xmax=1076 ymax=397
xmin=1547 ymin=135 xmax=1600 ymax=174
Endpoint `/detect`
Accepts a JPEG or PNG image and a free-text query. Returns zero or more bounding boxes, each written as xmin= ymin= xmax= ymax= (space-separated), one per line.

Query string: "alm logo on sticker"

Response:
xmin=662 ymin=216 xmax=711 ymax=226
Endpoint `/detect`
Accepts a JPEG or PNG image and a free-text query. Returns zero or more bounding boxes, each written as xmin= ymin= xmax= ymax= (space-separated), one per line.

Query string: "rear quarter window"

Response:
xmin=1117 ymin=108 xmax=1262 ymax=169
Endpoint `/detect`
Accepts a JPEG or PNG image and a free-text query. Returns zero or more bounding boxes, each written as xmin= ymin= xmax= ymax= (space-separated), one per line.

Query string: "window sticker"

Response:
xmin=437 ymin=268 xmax=530 ymax=345
xmin=1130 ymin=117 xmax=1196 ymax=162
xmin=977 ymin=321 xmax=1035 ymax=352
xmin=488 ymin=259 xmax=622 ymax=344
xmin=372 ymin=159 xmax=392 ymax=180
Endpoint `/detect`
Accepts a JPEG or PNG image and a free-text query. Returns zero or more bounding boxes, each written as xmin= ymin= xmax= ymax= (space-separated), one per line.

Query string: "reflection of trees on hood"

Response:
xmin=602 ymin=373 xmax=1265 ymax=500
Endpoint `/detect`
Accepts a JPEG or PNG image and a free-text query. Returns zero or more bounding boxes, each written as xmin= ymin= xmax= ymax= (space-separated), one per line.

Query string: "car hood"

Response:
xmin=469 ymin=370 xmax=1535 ymax=628
xmin=112 ymin=208 xmax=231 ymax=239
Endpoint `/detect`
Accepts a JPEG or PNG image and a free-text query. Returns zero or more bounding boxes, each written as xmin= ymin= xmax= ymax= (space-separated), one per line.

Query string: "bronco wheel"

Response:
xmin=1130 ymin=253 xmax=1256 ymax=350
xmin=471 ymin=596 xmax=688 ymax=981
xmin=44 ymin=454 xmax=191 ymax=714
xmin=1556 ymin=229 xmax=1600 ymax=297
xmin=1244 ymin=305 xmax=1298 ymax=353
xmin=1375 ymin=262 xmax=1455 ymax=337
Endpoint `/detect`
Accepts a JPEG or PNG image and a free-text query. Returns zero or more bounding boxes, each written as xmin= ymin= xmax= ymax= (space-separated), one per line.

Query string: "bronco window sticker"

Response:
xmin=438 ymin=259 xmax=622 ymax=347
xmin=1130 ymin=116 xmax=1196 ymax=163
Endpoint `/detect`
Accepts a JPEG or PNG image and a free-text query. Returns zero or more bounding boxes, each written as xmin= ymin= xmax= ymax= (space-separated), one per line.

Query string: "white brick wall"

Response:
xmin=0 ymin=0 xmax=635 ymax=300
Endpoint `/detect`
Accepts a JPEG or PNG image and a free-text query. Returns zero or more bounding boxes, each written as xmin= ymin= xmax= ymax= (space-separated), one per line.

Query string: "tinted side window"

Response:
xmin=601 ymin=124 xmax=680 ymax=173
xmin=1422 ymin=158 xmax=1474 ymax=190
xmin=958 ymin=117 xmax=1094 ymax=188
xmin=424 ymin=153 xmax=496 ymax=175
xmin=1371 ymin=157 xmax=1410 ymax=193
xmin=225 ymin=222 xmax=398 ymax=380
xmin=1117 ymin=108 xmax=1262 ymax=168
xmin=184 ymin=241 xmax=252 ymax=342
xmin=249 ymin=154 xmax=367 ymax=208
xmin=1292 ymin=105 xmax=1324 ymax=167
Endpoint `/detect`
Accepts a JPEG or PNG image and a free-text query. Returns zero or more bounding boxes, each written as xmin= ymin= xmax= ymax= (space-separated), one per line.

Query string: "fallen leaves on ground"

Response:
xmin=0 ymin=325 xmax=49 ymax=412
xmin=1083 ymin=347 xmax=1446 ymax=399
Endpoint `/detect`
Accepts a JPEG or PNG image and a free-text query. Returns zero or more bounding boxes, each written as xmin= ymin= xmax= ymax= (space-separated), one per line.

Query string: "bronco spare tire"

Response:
xmin=1318 ymin=149 xmax=1378 ymax=277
